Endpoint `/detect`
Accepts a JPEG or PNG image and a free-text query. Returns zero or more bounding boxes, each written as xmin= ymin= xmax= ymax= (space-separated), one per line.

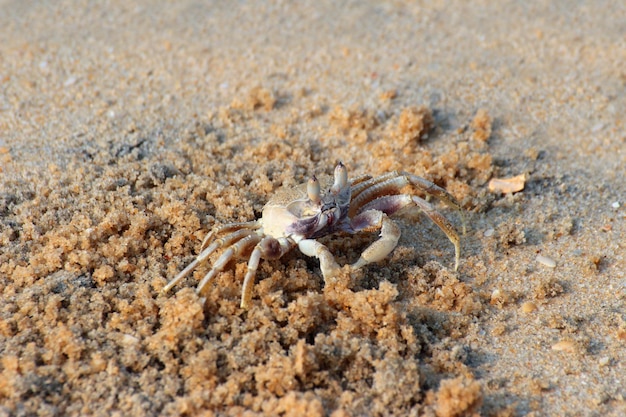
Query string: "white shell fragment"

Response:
xmin=551 ymin=340 xmax=577 ymax=353
xmin=536 ymin=255 xmax=557 ymax=268
xmin=488 ymin=174 xmax=526 ymax=194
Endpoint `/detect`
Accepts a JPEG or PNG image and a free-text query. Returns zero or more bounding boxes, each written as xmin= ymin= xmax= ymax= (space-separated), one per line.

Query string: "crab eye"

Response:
xmin=331 ymin=161 xmax=348 ymax=194
xmin=307 ymin=175 xmax=321 ymax=203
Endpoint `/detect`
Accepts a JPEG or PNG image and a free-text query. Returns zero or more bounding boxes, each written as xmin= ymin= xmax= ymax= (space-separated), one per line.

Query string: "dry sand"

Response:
xmin=1 ymin=1 xmax=625 ymax=416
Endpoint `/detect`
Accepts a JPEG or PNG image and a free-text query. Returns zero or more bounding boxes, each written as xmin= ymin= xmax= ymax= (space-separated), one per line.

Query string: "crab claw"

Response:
xmin=331 ymin=161 xmax=348 ymax=194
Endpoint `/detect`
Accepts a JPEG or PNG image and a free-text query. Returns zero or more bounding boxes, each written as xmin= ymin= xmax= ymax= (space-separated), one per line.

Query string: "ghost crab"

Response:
xmin=163 ymin=162 xmax=464 ymax=308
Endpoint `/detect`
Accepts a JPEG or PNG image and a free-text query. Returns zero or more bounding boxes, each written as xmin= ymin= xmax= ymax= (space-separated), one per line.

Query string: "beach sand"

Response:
xmin=1 ymin=1 xmax=624 ymax=415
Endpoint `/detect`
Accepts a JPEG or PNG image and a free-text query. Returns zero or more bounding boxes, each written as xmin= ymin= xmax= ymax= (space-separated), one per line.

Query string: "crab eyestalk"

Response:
xmin=331 ymin=161 xmax=348 ymax=194
xmin=307 ymin=175 xmax=321 ymax=203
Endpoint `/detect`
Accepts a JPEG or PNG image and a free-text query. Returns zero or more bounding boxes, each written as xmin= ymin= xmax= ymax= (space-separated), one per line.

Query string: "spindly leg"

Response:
xmin=350 ymin=210 xmax=401 ymax=270
xmin=359 ymin=194 xmax=461 ymax=271
xmin=349 ymin=173 xmax=373 ymax=189
xmin=162 ymin=228 xmax=255 ymax=293
xmin=240 ymin=236 xmax=294 ymax=309
xmin=298 ymin=239 xmax=341 ymax=282
xmin=349 ymin=172 xmax=400 ymax=217
xmin=350 ymin=172 xmax=465 ymax=234
xmin=196 ymin=233 xmax=263 ymax=295
xmin=350 ymin=171 xmax=398 ymax=202
xmin=402 ymin=172 xmax=466 ymax=234
xmin=201 ymin=220 xmax=261 ymax=250
xmin=409 ymin=195 xmax=460 ymax=270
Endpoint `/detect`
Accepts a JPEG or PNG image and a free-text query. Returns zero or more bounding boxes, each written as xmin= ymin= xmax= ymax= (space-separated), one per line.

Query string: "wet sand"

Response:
xmin=1 ymin=1 xmax=624 ymax=416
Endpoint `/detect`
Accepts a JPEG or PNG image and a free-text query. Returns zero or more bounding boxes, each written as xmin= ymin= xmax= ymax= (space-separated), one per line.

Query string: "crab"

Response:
xmin=163 ymin=162 xmax=464 ymax=308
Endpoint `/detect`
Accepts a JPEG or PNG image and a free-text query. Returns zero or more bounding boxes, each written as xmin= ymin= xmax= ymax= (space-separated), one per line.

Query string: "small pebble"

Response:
xmin=551 ymin=340 xmax=577 ymax=353
xmin=490 ymin=289 xmax=506 ymax=305
xmin=521 ymin=301 xmax=537 ymax=314
xmin=484 ymin=228 xmax=495 ymax=237
xmin=488 ymin=174 xmax=526 ymax=193
xmin=612 ymin=201 xmax=620 ymax=209
xmin=122 ymin=334 xmax=140 ymax=345
xmin=64 ymin=76 xmax=77 ymax=87
xmin=536 ymin=255 xmax=556 ymax=268
xmin=591 ymin=122 xmax=605 ymax=133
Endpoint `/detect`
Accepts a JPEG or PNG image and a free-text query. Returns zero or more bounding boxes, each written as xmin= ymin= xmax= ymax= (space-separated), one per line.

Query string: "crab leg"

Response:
xmin=350 ymin=172 xmax=465 ymax=234
xmin=349 ymin=173 xmax=373 ymax=188
xmin=162 ymin=228 xmax=256 ymax=293
xmin=349 ymin=172 xmax=398 ymax=207
xmin=401 ymin=172 xmax=466 ymax=234
xmin=350 ymin=210 xmax=401 ymax=270
xmin=358 ymin=194 xmax=461 ymax=271
xmin=240 ymin=236 xmax=294 ymax=309
xmin=196 ymin=233 xmax=263 ymax=295
xmin=350 ymin=176 xmax=408 ymax=217
xmin=298 ymin=239 xmax=341 ymax=282
xmin=201 ymin=220 xmax=261 ymax=250
xmin=409 ymin=195 xmax=461 ymax=271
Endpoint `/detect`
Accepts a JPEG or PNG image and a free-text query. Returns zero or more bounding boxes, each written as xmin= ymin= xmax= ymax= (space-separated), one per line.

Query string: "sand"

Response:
xmin=1 ymin=1 xmax=624 ymax=416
